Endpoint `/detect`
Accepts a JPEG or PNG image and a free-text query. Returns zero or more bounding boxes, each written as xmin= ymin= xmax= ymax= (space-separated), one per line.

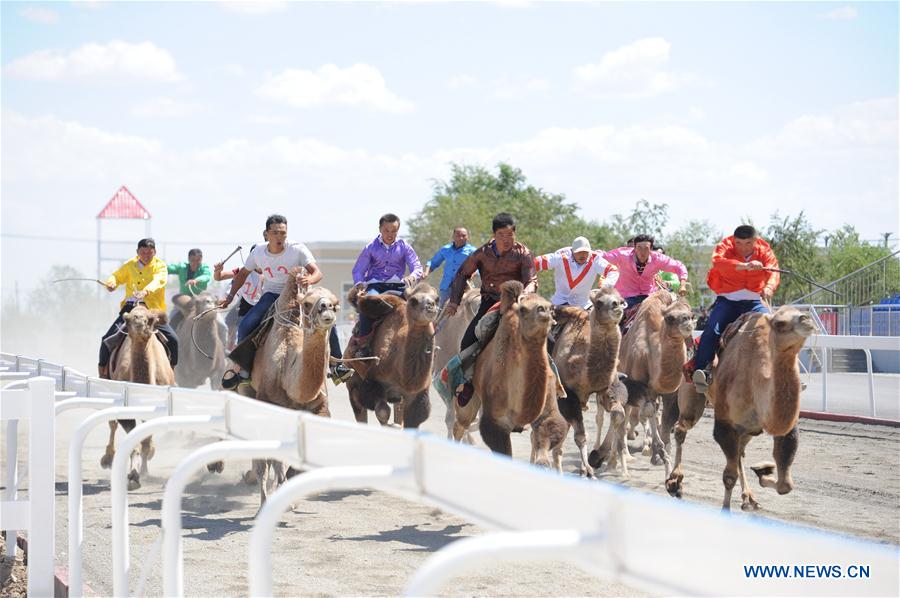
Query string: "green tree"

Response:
xmin=408 ymin=163 xmax=608 ymax=297
xmin=764 ymin=211 xmax=825 ymax=304
xmin=607 ymin=199 xmax=669 ymax=247
xmin=664 ymin=220 xmax=721 ymax=306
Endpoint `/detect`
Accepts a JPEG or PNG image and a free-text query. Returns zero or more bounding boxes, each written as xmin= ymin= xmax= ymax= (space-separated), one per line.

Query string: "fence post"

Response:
xmin=27 ymin=377 xmax=56 ymax=597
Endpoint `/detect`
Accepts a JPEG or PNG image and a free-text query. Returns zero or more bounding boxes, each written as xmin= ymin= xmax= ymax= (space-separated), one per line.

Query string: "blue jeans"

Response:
xmin=356 ymin=282 xmax=407 ymax=336
xmin=237 ymin=291 xmax=279 ymax=344
xmin=625 ymin=295 xmax=648 ymax=309
xmin=694 ymin=297 xmax=769 ymax=370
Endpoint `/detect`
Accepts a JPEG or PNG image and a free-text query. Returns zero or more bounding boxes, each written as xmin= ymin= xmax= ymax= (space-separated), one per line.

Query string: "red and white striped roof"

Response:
xmin=97 ymin=186 xmax=151 ymax=219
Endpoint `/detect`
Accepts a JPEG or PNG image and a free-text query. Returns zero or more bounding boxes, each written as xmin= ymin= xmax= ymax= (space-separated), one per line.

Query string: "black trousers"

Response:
xmin=329 ymin=327 xmax=342 ymax=360
xmin=460 ymin=295 xmax=499 ymax=352
xmin=98 ymin=313 xmax=179 ymax=367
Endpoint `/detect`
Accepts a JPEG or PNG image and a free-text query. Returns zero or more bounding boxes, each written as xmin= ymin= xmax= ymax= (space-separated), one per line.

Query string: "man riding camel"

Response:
xmin=98 ymin=238 xmax=178 ymax=378
xmin=347 ymin=213 xmax=423 ymax=357
xmin=423 ymin=226 xmax=476 ymax=308
xmin=442 ymin=212 xmax=538 ymax=406
xmin=217 ymin=214 xmax=328 ymax=389
xmin=688 ymin=224 xmax=780 ymax=393
xmin=603 ymin=234 xmax=689 ymax=310
xmin=167 ymin=248 xmax=212 ymax=331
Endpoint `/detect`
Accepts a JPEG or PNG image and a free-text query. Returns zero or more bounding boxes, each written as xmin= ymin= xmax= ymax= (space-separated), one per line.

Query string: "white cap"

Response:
xmin=572 ymin=236 xmax=592 ymax=254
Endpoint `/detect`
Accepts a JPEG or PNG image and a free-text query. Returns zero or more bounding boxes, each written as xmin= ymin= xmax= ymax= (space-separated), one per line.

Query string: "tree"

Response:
xmin=764 ymin=211 xmax=825 ymax=304
xmin=407 ymin=163 xmax=608 ymax=297
xmin=664 ymin=220 xmax=721 ymax=306
xmin=607 ymin=199 xmax=669 ymax=247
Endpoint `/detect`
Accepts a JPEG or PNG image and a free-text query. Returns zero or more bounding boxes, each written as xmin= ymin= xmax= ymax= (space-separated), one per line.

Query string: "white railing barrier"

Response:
xmin=0 ymin=377 xmax=56 ymax=596
xmin=2 ymin=352 xmax=899 ymax=597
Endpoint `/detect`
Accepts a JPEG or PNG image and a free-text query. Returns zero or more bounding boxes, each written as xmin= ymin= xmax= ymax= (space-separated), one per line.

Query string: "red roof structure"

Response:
xmin=97 ymin=186 xmax=151 ymax=219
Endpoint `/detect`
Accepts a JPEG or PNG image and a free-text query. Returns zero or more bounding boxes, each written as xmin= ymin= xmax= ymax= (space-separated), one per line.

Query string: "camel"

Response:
xmin=237 ymin=276 xmax=340 ymax=507
xmin=345 ymin=282 xmax=439 ymax=429
xmin=432 ymin=287 xmax=481 ymax=441
xmin=100 ymin=304 xmax=175 ymax=490
xmin=530 ymin=375 xmax=568 ymax=473
xmin=453 ymin=281 xmax=553 ymax=457
xmin=171 ymin=292 xmax=228 ymax=389
xmin=588 ymin=375 xmax=657 ymax=478
xmin=617 ymin=291 xmax=694 ymax=471
xmin=703 ymin=307 xmax=815 ymax=511
xmin=546 ymin=287 xmax=625 ymax=478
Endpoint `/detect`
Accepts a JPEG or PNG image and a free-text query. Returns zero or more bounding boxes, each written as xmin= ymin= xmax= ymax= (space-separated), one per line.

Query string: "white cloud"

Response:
xmin=247 ymin=114 xmax=293 ymax=125
xmin=574 ymin=37 xmax=692 ymax=99
xmin=219 ymin=1 xmax=288 ymax=15
xmin=20 ymin=7 xmax=60 ymax=24
xmin=447 ymin=74 xmax=478 ymax=90
xmin=820 ymin=6 xmax=858 ymax=20
xmin=132 ymin=97 xmax=203 ymax=118
xmin=491 ymin=76 xmax=550 ymax=100
xmin=4 ymin=41 xmax=182 ymax=82
xmin=220 ymin=64 xmax=247 ymax=77
xmin=257 ymin=63 xmax=414 ymax=112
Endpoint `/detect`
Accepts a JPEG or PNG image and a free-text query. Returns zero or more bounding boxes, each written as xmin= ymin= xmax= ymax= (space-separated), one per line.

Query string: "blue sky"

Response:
xmin=2 ymin=1 xmax=898 ymax=297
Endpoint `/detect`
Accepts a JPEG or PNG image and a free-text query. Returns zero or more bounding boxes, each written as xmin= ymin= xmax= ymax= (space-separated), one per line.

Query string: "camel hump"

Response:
xmin=500 ymin=280 xmax=524 ymax=310
xmin=553 ymin=305 xmax=587 ymax=327
xmin=358 ymin=293 xmax=405 ymax=321
xmin=718 ymin=312 xmax=762 ymax=355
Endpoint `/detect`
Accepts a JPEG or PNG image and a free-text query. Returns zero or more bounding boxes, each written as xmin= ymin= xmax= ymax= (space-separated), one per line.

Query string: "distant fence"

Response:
xmin=2 ymin=353 xmax=898 ymax=597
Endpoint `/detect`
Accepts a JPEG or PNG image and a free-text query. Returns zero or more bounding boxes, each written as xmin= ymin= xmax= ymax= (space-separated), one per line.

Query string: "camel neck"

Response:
xmin=401 ymin=320 xmax=435 ymax=392
xmin=129 ymin=336 xmax=154 ymax=385
xmin=587 ymin=320 xmax=620 ymax=388
xmin=293 ymin=328 xmax=328 ymax=404
xmin=767 ymin=345 xmax=803 ymax=435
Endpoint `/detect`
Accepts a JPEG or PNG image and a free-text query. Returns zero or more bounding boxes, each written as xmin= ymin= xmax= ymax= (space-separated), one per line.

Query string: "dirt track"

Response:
xmin=41 ymin=382 xmax=900 ymax=596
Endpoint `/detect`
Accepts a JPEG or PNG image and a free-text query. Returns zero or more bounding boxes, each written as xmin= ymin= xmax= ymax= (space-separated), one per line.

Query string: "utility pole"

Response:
xmin=882 ymin=232 xmax=892 ymax=248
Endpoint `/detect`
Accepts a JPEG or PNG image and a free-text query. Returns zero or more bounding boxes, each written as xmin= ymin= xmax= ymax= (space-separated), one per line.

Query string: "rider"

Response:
xmin=603 ymin=234 xmax=689 ymax=310
xmin=442 ymin=212 xmax=538 ymax=406
xmin=347 ymin=213 xmax=423 ymax=357
xmin=167 ymin=248 xmax=212 ymax=331
xmin=422 ymin=226 xmax=476 ymax=308
xmin=214 ymin=243 xmax=264 ymax=351
xmin=217 ymin=214 xmax=323 ymax=389
xmin=688 ymin=224 xmax=780 ymax=393
xmin=98 ymin=238 xmax=178 ymax=379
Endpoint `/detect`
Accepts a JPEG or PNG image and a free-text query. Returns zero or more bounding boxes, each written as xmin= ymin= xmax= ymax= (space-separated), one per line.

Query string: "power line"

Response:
xmin=1 ymin=233 xmax=242 ymax=245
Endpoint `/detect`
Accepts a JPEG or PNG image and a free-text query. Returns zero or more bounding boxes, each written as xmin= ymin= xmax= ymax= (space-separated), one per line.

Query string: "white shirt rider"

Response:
xmin=534 ymin=237 xmax=620 ymax=308
xmin=242 ymin=241 xmax=316 ymax=296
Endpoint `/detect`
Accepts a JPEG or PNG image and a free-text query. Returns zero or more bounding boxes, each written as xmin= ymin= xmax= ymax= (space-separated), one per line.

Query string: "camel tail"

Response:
xmin=479 ymin=415 xmax=512 ymax=456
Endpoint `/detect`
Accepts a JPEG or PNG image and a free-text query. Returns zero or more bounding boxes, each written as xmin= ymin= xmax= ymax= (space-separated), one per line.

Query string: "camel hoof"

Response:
xmin=751 ymin=462 xmax=776 ymax=487
xmin=242 ymin=470 xmax=258 ymax=486
xmin=650 ymin=452 xmax=663 ymax=466
xmin=741 ymin=497 xmax=761 ymax=511
xmin=127 ymin=471 xmax=141 ymax=491
xmin=587 ymin=449 xmax=605 ymax=469
xmin=665 ymin=474 xmax=683 ymax=498
xmin=642 ymin=445 xmax=652 ymax=457
xmin=207 ymin=460 xmax=224 ymax=474
xmin=100 ymin=453 xmax=114 ymax=469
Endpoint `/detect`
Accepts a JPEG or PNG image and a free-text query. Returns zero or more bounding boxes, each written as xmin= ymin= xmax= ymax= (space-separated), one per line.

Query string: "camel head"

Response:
xmin=299 ymin=287 xmax=340 ymax=331
xmin=498 ymin=281 xmax=552 ymax=341
xmin=590 ymin=287 xmax=625 ymax=325
xmin=662 ymin=299 xmax=695 ymax=339
xmin=190 ymin=292 xmax=219 ymax=322
xmin=770 ymin=306 xmax=816 ymax=351
xmin=404 ymin=282 xmax=440 ymax=324
xmin=123 ymin=304 xmax=167 ymax=341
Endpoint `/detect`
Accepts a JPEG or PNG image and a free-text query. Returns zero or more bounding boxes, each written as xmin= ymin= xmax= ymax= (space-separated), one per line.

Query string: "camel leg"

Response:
xmin=737 ymin=435 xmax=760 ymax=511
xmin=207 ymin=460 xmax=225 ymax=474
xmin=393 ymin=401 xmax=404 ymax=427
xmin=659 ymin=392 xmax=679 ymax=451
xmin=588 ymin=407 xmax=616 ymax=473
xmin=402 ymin=391 xmax=430 ymax=429
xmin=374 ymin=400 xmax=392 ymax=427
xmin=591 ymin=407 xmax=605 ymax=453
xmin=254 ymin=459 xmax=269 ymax=510
xmin=100 ymin=420 xmax=118 ymax=469
xmin=479 ymin=415 xmax=512 ymax=457
xmin=626 ymin=405 xmax=639 ymax=441
xmin=665 ymin=385 xmax=707 ymax=498
xmin=752 ymin=425 xmax=799 ymax=496
xmin=646 ymin=407 xmax=671 ymax=476
xmin=713 ymin=418 xmax=741 ymax=512
xmin=529 ymin=425 xmax=551 ymax=468
xmin=452 ymin=395 xmax=480 ymax=443
xmin=139 ymin=436 xmax=155 ymax=476
xmin=347 ymin=386 xmax=368 ymax=424
xmin=557 ymin=390 xmax=594 ymax=477
xmin=615 ymin=412 xmax=629 ymax=478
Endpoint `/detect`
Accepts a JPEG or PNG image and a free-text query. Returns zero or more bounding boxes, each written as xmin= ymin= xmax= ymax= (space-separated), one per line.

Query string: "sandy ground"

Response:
xmin=5 ymin=380 xmax=899 ymax=597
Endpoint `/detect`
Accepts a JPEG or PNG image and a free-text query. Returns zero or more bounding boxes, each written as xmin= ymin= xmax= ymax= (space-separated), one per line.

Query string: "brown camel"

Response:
xmin=617 ymin=291 xmax=694 ymax=470
xmin=705 ymin=307 xmax=815 ymax=511
xmin=546 ymin=287 xmax=625 ymax=477
xmin=239 ymin=277 xmax=340 ymax=507
xmin=453 ymin=281 xmax=553 ymax=456
xmin=529 ymin=375 xmax=568 ymax=472
xmin=346 ymin=282 xmax=439 ymax=429
xmin=171 ymin=292 xmax=228 ymax=389
xmin=588 ymin=375 xmax=657 ymax=478
xmin=100 ymin=304 xmax=175 ymax=490
xmin=432 ymin=287 xmax=481 ymax=441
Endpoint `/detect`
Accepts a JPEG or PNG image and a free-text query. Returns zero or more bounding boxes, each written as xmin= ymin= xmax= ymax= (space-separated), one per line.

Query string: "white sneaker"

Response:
xmin=692 ymin=368 xmax=710 ymax=393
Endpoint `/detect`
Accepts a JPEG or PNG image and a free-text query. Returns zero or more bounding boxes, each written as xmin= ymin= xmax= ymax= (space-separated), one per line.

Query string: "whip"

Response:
xmin=764 ymin=268 xmax=842 ymax=298
xmin=53 ymin=278 xmax=105 ymax=286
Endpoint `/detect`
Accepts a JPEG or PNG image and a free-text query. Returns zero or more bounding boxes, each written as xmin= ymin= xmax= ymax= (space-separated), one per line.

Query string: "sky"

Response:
xmin=1 ymin=0 xmax=898 ymax=300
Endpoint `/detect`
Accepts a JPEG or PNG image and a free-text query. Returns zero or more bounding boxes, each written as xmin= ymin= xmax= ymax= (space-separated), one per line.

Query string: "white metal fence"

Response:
xmin=1 ymin=352 xmax=898 ymax=597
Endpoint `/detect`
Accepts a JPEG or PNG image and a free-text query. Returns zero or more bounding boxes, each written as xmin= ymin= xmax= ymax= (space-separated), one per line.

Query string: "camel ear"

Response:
xmin=499 ymin=280 xmax=524 ymax=311
xmin=149 ymin=310 xmax=168 ymax=327
xmin=172 ymin=294 xmax=193 ymax=314
xmin=123 ymin=312 xmax=134 ymax=323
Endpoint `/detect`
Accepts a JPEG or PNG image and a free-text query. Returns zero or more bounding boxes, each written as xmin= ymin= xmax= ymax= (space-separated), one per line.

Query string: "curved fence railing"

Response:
xmin=2 ymin=352 xmax=898 ymax=597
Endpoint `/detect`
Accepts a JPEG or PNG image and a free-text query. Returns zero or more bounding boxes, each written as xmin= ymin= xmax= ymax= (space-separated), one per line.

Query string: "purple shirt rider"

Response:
xmin=352 ymin=235 xmax=423 ymax=284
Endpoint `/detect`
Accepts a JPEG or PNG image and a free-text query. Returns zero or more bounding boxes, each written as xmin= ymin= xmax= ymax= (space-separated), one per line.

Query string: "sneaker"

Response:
xmin=329 ymin=364 xmax=354 ymax=385
xmin=692 ymin=368 xmax=711 ymax=394
xmin=456 ymin=382 xmax=475 ymax=408
xmin=222 ymin=370 xmax=248 ymax=390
